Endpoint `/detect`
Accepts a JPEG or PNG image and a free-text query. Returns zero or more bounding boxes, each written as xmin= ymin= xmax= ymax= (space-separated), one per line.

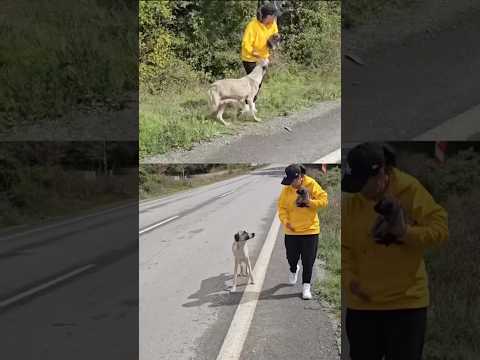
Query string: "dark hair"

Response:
xmin=257 ymin=3 xmax=277 ymax=21
xmin=299 ymin=164 xmax=306 ymax=175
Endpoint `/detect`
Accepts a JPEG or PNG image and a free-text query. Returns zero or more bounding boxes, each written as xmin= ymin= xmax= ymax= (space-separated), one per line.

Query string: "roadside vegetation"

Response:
xmin=139 ymin=164 xmax=259 ymax=200
xmin=0 ymin=142 xmax=137 ymax=229
xmin=307 ymin=166 xmax=341 ymax=319
xmin=395 ymin=145 xmax=480 ymax=359
xmin=1 ymin=0 xmax=136 ymax=131
xmin=139 ymin=1 xmax=340 ymax=158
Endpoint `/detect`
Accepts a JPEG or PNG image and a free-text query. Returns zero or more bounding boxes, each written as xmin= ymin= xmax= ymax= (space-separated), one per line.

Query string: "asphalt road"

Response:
xmin=0 ymin=202 xmax=139 ymax=359
xmin=139 ymin=166 xmax=338 ymax=360
xmin=342 ymin=7 xmax=480 ymax=141
xmin=143 ymin=101 xmax=340 ymax=164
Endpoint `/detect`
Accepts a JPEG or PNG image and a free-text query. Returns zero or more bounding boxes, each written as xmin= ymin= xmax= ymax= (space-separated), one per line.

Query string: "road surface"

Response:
xmin=143 ymin=101 xmax=340 ymax=164
xmin=342 ymin=3 xmax=480 ymax=141
xmin=0 ymin=202 xmax=139 ymax=359
xmin=140 ymin=166 xmax=339 ymax=360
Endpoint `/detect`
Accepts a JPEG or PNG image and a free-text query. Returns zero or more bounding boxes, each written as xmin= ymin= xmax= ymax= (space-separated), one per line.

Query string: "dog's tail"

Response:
xmin=208 ymin=84 xmax=220 ymax=112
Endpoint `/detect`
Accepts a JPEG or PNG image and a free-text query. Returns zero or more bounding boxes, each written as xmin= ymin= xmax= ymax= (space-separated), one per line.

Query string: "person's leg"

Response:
xmin=384 ymin=308 xmax=427 ymax=360
xmin=346 ymin=309 xmax=386 ymax=360
xmin=300 ymin=234 xmax=318 ymax=283
xmin=284 ymin=235 xmax=301 ymax=273
xmin=242 ymin=61 xmax=263 ymax=104
xmin=243 ymin=61 xmax=256 ymax=75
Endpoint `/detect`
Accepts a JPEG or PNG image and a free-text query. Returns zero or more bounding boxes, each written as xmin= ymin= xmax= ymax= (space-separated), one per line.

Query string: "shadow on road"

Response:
xmin=182 ymin=275 xmax=302 ymax=308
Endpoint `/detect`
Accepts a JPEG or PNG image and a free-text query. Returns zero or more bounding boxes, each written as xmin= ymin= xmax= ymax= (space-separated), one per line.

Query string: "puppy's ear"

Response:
xmin=234 ymin=233 xmax=240 ymax=242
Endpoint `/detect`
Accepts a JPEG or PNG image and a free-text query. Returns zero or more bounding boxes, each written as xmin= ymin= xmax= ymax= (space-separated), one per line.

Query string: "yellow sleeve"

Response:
xmin=241 ymin=21 xmax=256 ymax=56
xmin=277 ymin=188 xmax=289 ymax=225
xmin=273 ymin=20 xmax=279 ymax=34
xmin=403 ymin=180 xmax=448 ymax=248
xmin=341 ymin=198 xmax=358 ymax=290
xmin=309 ymin=181 xmax=328 ymax=209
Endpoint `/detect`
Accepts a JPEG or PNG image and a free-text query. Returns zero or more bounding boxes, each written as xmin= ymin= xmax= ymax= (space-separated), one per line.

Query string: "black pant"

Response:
xmin=284 ymin=234 xmax=318 ymax=284
xmin=346 ymin=308 xmax=427 ymax=360
xmin=242 ymin=61 xmax=263 ymax=103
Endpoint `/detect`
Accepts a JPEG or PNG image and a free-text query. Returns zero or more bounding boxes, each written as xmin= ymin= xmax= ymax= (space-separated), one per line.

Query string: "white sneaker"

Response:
xmin=288 ymin=265 xmax=299 ymax=285
xmin=302 ymin=283 xmax=312 ymax=300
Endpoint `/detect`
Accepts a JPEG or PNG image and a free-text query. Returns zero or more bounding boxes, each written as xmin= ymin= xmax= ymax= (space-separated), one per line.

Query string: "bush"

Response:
xmin=1 ymin=0 xmax=137 ymax=127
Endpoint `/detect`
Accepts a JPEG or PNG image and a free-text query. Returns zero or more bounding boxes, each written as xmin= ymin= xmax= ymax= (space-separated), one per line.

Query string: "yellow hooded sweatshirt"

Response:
xmin=241 ymin=18 xmax=279 ymax=62
xmin=278 ymin=175 xmax=328 ymax=235
xmin=342 ymin=168 xmax=448 ymax=310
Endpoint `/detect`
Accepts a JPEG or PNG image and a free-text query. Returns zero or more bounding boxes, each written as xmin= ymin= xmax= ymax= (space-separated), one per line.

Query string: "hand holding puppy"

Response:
xmin=296 ymin=187 xmax=310 ymax=208
xmin=372 ymin=196 xmax=407 ymax=245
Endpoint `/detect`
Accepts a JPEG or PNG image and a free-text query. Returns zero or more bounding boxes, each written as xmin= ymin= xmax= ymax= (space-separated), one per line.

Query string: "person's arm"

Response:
xmin=277 ymin=188 xmax=289 ymax=225
xmin=401 ymin=180 xmax=448 ymax=248
xmin=341 ymin=199 xmax=370 ymax=302
xmin=341 ymin=199 xmax=357 ymax=289
xmin=242 ymin=23 xmax=259 ymax=59
xmin=272 ymin=19 xmax=279 ymax=35
xmin=308 ymin=181 xmax=328 ymax=209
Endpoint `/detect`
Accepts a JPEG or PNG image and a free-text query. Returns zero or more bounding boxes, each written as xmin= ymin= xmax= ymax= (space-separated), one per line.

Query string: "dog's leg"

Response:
xmin=231 ymin=259 xmax=238 ymax=292
xmin=247 ymin=258 xmax=255 ymax=284
xmin=247 ymin=97 xmax=262 ymax=122
xmin=216 ymin=104 xmax=230 ymax=126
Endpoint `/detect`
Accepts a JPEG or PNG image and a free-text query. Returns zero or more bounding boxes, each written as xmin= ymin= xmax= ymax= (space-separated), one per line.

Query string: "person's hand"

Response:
xmin=349 ymin=280 xmax=371 ymax=302
xmin=285 ymin=223 xmax=294 ymax=232
xmin=252 ymin=51 xmax=261 ymax=59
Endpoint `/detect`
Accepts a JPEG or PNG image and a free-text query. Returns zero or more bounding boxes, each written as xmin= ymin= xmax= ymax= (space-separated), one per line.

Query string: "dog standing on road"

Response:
xmin=231 ymin=230 xmax=255 ymax=292
xmin=208 ymin=61 xmax=268 ymax=126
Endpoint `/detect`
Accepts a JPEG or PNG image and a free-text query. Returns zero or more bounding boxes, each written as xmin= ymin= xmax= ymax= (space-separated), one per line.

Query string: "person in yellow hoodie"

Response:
xmin=278 ymin=164 xmax=328 ymax=300
xmin=341 ymin=143 xmax=448 ymax=360
xmin=240 ymin=3 xmax=279 ymax=113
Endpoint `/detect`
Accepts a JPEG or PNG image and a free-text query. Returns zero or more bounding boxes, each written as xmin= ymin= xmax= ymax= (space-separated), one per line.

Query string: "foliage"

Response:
xmin=1 ymin=0 xmax=137 ymax=128
xmin=139 ymin=0 xmax=340 ymax=94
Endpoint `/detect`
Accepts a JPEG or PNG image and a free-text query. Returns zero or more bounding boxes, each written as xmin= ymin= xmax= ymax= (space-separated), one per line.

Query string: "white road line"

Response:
xmin=139 ymin=216 xmax=180 ymax=235
xmin=0 ymin=201 xmax=135 ymax=242
xmin=217 ymin=191 xmax=234 ymax=198
xmin=414 ymin=104 xmax=480 ymax=140
xmin=314 ymin=148 xmax=341 ymax=164
xmin=0 ymin=264 xmax=96 ymax=308
xmin=216 ymin=213 xmax=281 ymax=360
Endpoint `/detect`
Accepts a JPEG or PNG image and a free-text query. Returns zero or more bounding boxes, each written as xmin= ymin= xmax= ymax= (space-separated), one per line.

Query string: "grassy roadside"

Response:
xmin=310 ymin=167 xmax=341 ymax=319
xmin=396 ymin=149 xmax=480 ymax=359
xmin=139 ymin=64 xmax=340 ymax=158
xmin=1 ymin=1 xmax=136 ymax=130
xmin=139 ymin=164 xmax=258 ymax=200
xmin=0 ymin=173 xmax=136 ymax=230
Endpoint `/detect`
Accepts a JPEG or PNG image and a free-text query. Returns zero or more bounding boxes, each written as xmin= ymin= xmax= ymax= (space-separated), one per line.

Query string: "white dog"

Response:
xmin=208 ymin=61 xmax=268 ymax=126
xmin=231 ymin=230 xmax=255 ymax=292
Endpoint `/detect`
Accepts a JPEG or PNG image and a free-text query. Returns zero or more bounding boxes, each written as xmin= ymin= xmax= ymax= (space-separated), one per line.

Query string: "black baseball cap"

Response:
xmin=342 ymin=143 xmax=393 ymax=193
xmin=281 ymin=164 xmax=305 ymax=185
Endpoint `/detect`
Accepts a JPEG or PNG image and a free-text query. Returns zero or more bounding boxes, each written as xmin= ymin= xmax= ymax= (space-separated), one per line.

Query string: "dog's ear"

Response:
xmin=234 ymin=233 xmax=240 ymax=242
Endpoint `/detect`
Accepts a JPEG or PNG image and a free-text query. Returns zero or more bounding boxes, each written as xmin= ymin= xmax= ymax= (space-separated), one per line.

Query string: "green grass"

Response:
xmin=139 ymin=165 xmax=256 ymax=200
xmin=422 ymin=190 xmax=480 ymax=359
xmin=310 ymin=167 xmax=341 ymax=318
xmin=1 ymin=167 xmax=136 ymax=230
xmin=139 ymin=63 xmax=340 ymax=158
xmin=0 ymin=0 xmax=137 ymax=129
xmin=395 ymin=150 xmax=480 ymax=359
